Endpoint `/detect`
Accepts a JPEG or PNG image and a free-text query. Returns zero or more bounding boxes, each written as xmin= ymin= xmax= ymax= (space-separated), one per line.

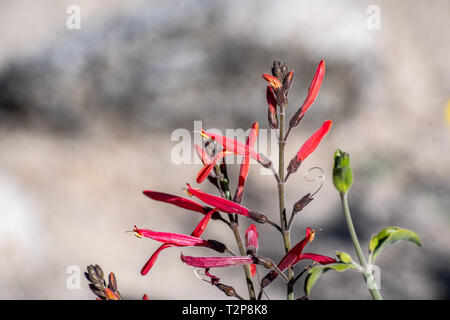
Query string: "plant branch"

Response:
xmin=277 ymin=105 xmax=294 ymax=299
xmin=340 ymin=192 xmax=382 ymax=300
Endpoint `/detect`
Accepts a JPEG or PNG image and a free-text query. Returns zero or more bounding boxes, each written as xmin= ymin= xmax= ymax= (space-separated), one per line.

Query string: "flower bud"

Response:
xmin=293 ymin=193 xmax=313 ymax=213
xmin=333 ymin=149 xmax=353 ymax=194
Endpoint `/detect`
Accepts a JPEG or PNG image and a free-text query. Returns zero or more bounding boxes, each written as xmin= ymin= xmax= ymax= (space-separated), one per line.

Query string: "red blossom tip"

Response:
xmin=299 ymin=253 xmax=336 ymax=265
xmin=201 ymin=129 xmax=271 ymax=167
xmin=186 ymin=183 xmax=251 ymax=217
xmin=142 ymin=190 xmax=207 ymax=214
xmin=234 ymin=122 xmax=259 ymax=203
xmin=191 ymin=209 xmax=216 ymax=237
xmin=133 ymin=227 xmax=209 ymax=247
xmin=196 ymin=150 xmax=231 ymax=183
xmin=262 ymin=73 xmax=282 ymax=89
xmin=289 ymin=60 xmax=326 ymax=129
xmin=287 ymin=120 xmax=332 ymax=177
xmin=141 ymin=243 xmax=176 ymax=275
xmin=245 ymin=224 xmax=259 ymax=254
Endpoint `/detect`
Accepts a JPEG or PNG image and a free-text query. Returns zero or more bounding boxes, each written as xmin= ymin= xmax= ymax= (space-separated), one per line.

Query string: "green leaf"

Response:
xmin=305 ymin=263 xmax=356 ymax=297
xmin=336 ymin=251 xmax=353 ymax=264
xmin=369 ymin=226 xmax=422 ymax=262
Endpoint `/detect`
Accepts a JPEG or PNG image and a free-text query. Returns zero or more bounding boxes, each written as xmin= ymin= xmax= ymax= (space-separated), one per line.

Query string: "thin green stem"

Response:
xmin=340 ymin=192 xmax=382 ymax=300
xmin=278 ymin=106 xmax=294 ymax=299
xmin=213 ymin=163 xmax=256 ymax=300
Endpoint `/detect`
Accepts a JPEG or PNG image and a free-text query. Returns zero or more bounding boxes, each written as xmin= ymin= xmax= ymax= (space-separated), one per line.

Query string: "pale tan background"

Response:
xmin=0 ymin=0 xmax=449 ymax=299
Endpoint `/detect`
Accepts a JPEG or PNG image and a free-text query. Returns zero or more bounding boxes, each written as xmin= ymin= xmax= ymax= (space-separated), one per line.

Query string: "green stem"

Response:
xmin=230 ymin=221 xmax=256 ymax=300
xmin=213 ymin=164 xmax=256 ymax=300
xmin=340 ymin=193 xmax=382 ymax=300
xmin=278 ymin=106 xmax=294 ymax=299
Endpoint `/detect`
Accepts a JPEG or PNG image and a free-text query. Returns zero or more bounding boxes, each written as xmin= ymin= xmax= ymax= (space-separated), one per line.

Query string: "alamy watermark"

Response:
xmin=66 ymin=5 xmax=81 ymax=30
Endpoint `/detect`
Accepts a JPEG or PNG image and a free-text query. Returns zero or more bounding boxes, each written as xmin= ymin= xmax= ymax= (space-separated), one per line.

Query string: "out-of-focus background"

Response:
xmin=0 ymin=0 xmax=449 ymax=299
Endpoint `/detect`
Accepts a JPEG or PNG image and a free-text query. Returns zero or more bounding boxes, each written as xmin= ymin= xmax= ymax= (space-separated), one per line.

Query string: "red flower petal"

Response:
xmin=250 ymin=264 xmax=257 ymax=277
xmin=234 ymin=122 xmax=259 ymax=203
xmin=140 ymin=209 xmax=216 ymax=276
xmin=299 ymin=60 xmax=325 ymax=119
xmin=288 ymin=60 xmax=325 ymax=130
xmin=296 ymin=120 xmax=332 ymax=163
xmin=298 ymin=253 xmax=336 ymax=265
xmin=140 ymin=243 xmax=176 ymax=275
xmin=277 ymin=227 xmax=315 ymax=271
xmin=186 ymin=184 xmax=250 ymax=217
xmin=196 ymin=150 xmax=232 ymax=183
xmin=142 ymin=190 xmax=207 ymax=214
xmin=142 ymin=294 xmax=149 ymax=300
xmin=194 ymin=144 xmax=212 ymax=165
xmin=245 ymin=224 xmax=259 ymax=254
xmin=261 ymin=228 xmax=332 ymax=288
xmin=262 ymin=73 xmax=282 ymax=89
xmin=181 ymin=254 xmax=254 ymax=268
xmin=133 ymin=226 xmax=210 ymax=247
xmin=191 ymin=209 xmax=216 ymax=237
xmin=201 ymin=130 xmax=271 ymax=167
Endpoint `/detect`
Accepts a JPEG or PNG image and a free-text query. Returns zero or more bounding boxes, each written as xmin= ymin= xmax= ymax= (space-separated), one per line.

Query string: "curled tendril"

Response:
xmin=305 ymin=166 xmax=325 ymax=198
xmin=193 ymin=268 xmax=220 ymax=285
xmin=193 ymin=269 xmax=212 ymax=284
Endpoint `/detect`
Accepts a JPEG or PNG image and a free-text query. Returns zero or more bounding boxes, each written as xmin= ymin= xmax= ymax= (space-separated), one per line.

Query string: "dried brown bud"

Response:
xmin=248 ymin=210 xmax=268 ymax=223
xmin=293 ymin=193 xmax=313 ymax=213
xmin=206 ymin=239 xmax=227 ymax=253
xmin=266 ymin=86 xmax=278 ymax=129
xmin=283 ymin=70 xmax=294 ymax=93
xmin=216 ymin=283 xmax=236 ymax=297
xmin=272 ymin=60 xmax=284 ymax=82
xmin=286 ymin=155 xmax=301 ymax=178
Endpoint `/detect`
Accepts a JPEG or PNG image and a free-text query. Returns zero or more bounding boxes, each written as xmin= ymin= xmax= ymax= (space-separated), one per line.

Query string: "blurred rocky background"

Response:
xmin=0 ymin=0 xmax=449 ymax=299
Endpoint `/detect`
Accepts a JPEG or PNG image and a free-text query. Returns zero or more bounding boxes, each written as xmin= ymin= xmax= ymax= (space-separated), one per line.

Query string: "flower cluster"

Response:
xmin=86 ymin=59 xmax=422 ymax=301
xmin=129 ymin=59 xmax=335 ymax=300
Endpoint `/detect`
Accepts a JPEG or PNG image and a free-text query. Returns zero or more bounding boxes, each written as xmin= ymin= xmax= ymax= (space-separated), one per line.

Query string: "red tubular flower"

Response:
xmin=200 ymin=130 xmax=271 ymax=167
xmin=133 ymin=226 xmax=211 ymax=247
xmin=276 ymin=227 xmax=316 ymax=271
xmin=298 ymin=253 xmax=336 ymax=264
xmin=139 ymin=209 xmax=216 ymax=276
xmin=141 ymin=243 xmax=177 ymax=275
xmin=186 ymin=183 xmax=250 ymax=217
xmin=289 ymin=60 xmax=325 ymax=129
xmin=260 ymin=227 xmax=336 ymax=288
xmin=191 ymin=209 xmax=216 ymax=237
xmin=194 ymin=144 xmax=212 ymax=165
xmin=286 ymin=120 xmax=332 ymax=179
xmin=266 ymin=86 xmax=278 ymax=129
xmin=196 ymin=150 xmax=232 ymax=183
xmin=181 ymin=254 xmax=255 ymax=268
xmin=142 ymin=190 xmax=209 ymax=215
xmin=233 ymin=122 xmax=259 ymax=203
xmin=262 ymin=73 xmax=282 ymax=90
xmin=245 ymin=224 xmax=259 ymax=255
xmin=245 ymin=224 xmax=259 ymax=277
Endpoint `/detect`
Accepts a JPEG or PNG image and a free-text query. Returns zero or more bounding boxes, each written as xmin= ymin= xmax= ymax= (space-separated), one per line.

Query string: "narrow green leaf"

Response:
xmin=305 ymin=263 xmax=356 ymax=297
xmin=336 ymin=251 xmax=352 ymax=264
xmin=370 ymin=226 xmax=422 ymax=262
